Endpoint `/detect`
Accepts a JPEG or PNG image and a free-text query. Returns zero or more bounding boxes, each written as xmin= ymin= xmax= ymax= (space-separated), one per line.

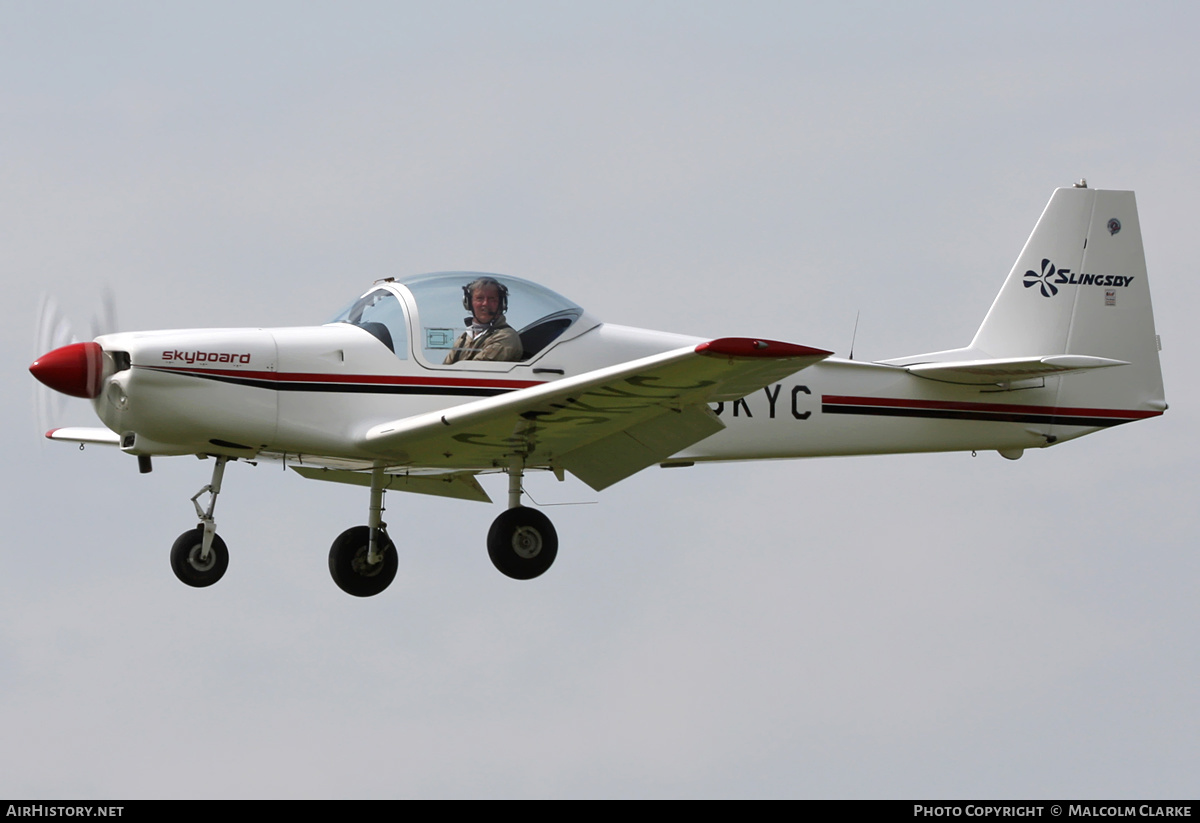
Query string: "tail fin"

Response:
xmin=971 ymin=185 xmax=1165 ymax=417
xmin=889 ymin=185 xmax=1166 ymax=431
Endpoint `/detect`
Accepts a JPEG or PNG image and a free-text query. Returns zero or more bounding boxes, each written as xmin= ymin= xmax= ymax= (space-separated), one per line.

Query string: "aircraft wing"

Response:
xmin=361 ymin=337 xmax=832 ymax=490
xmin=45 ymin=427 xmax=121 ymax=446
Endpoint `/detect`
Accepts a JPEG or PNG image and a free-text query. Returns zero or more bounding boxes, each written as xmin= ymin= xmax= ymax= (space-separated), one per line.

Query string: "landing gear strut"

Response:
xmin=487 ymin=461 xmax=558 ymax=580
xmin=328 ymin=467 xmax=398 ymax=597
xmin=171 ymin=455 xmax=231 ymax=587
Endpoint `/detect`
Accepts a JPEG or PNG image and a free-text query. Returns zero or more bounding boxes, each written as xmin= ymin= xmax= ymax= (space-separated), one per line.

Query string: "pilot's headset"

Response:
xmin=462 ymin=277 xmax=509 ymax=314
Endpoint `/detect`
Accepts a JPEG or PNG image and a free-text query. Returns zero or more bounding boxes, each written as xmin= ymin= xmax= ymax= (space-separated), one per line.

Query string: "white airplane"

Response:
xmin=30 ymin=184 xmax=1166 ymax=597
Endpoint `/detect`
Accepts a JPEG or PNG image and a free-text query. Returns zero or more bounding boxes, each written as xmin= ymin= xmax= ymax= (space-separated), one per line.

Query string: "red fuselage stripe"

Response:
xmin=142 ymin=365 xmax=543 ymax=390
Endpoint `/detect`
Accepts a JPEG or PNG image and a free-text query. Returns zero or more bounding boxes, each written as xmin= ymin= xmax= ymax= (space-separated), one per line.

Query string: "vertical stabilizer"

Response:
xmin=971 ymin=186 xmax=1164 ymax=418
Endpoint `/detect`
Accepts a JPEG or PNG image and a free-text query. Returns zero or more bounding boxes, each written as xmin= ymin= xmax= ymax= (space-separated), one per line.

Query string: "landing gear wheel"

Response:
xmin=170 ymin=526 xmax=229 ymax=588
xmin=328 ymin=526 xmax=398 ymax=597
xmin=487 ymin=506 xmax=558 ymax=580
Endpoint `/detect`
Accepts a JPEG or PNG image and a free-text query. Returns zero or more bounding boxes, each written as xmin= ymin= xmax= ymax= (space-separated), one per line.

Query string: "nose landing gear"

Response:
xmin=171 ymin=455 xmax=231 ymax=588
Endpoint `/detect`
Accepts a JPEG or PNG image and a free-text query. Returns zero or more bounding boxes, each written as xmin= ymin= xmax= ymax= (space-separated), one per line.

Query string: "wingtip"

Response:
xmin=695 ymin=338 xmax=833 ymax=358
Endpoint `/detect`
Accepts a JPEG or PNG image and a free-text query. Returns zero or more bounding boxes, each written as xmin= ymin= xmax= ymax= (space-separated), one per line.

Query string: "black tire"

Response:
xmin=487 ymin=506 xmax=558 ymax=580
xmin=170 ymin=526 xmax=229 ymax=588
xmin=328 ymin=526 xmax=398 ymax=597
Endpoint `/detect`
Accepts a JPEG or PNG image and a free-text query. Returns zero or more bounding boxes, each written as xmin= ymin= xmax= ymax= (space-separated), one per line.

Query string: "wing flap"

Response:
xmin=561 ymin=404 xmax=724 ymax=490
xmin=291 ymin=466 xmax=491 ymax=502
xmin=906 ymin=355 xmax=1128 ymax=385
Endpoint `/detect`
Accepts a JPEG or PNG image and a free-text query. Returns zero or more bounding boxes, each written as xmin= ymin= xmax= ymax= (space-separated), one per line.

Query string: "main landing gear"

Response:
xmin=486 ymin=462 xmax=558 ymax=580
xmin=327 ymin=468 xmax=398 ymax=597
xmin=321 ymin=462 xmax=559 ymax=595
xmin=328 ymin=526 xmax=397 ymax=597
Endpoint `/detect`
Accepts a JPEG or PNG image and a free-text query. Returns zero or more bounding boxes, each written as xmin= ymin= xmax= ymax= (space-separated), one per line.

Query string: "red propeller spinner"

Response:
xmin=29 ymin=342 xmax=105 ymax=399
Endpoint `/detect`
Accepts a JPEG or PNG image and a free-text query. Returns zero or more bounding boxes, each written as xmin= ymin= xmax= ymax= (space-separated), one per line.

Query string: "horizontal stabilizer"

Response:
xmin=46 ymin=427 xmax=120 ymax=446
xmin=906 ymin=355 xmax=1129 ymax=385
xmin=291 ymin=466 xmax=491 ymax=502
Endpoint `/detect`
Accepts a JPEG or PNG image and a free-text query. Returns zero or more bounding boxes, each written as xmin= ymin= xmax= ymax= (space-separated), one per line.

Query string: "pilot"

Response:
xmin=443 ymin=277 xmax=523 ymax=364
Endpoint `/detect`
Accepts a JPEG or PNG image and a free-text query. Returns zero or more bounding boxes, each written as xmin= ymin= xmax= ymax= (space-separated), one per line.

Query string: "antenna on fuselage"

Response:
xmin=848 ymin=310 xmax=861 ymax=360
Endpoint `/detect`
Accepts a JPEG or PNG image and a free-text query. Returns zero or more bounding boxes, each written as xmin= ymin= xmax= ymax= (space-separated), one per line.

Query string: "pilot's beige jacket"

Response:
xmin=443 ymin=315 xmax=522 ymax=363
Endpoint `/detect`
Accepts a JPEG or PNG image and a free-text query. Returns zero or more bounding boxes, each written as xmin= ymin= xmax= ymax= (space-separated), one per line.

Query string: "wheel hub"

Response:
xmin=511 ymin=526 xmax=543 ymax=559
xmin=187 ymin=545 xmax=216 ymax=572
xmin=349 ymin=547 xmax=384 ymax=578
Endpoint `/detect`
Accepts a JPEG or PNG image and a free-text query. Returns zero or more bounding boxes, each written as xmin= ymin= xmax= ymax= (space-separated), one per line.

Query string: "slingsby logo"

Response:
xmin=1023 ymin=258 xmax=1136 ymax=298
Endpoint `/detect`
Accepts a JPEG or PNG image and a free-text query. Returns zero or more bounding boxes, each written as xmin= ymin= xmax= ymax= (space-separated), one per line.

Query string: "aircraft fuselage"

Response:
xmin=92 ymin=317 xmax=1152 ymax=470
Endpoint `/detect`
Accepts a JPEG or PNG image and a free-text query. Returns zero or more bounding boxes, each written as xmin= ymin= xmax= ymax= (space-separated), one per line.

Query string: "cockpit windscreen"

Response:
xmin=329 ymin=288 xmax=409 ymax=358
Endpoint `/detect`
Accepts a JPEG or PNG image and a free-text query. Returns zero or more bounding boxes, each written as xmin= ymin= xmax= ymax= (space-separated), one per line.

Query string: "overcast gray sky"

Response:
xmin=3 ymin=1 xmax=1197 ymax=798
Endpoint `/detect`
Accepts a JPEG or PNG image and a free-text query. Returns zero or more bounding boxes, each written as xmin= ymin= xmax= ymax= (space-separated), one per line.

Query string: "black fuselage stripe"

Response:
xmin=822 ymin=403 xmax=1128 ymax=427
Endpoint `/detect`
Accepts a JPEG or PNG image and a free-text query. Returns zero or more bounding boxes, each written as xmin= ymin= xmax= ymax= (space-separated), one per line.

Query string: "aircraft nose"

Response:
xmin=30 ymin=341 xmax=105 ymax=398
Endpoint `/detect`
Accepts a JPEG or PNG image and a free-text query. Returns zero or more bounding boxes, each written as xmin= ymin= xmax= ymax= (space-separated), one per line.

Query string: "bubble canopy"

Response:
xmin=330 ymin=272 xmax=590 ymax=365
